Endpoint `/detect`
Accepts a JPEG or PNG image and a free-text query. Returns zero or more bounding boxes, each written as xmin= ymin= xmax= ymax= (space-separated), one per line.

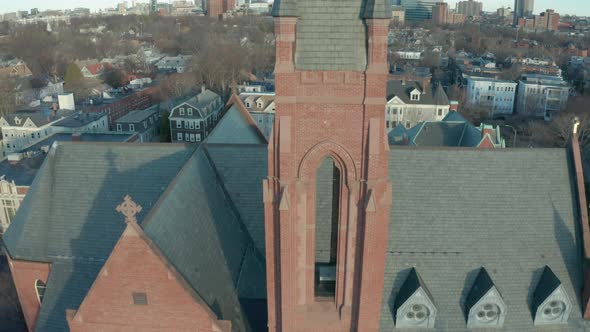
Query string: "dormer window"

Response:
xmin=246 ymin=102 xmax=251 ymax=108
xmin=466 ymin=268 xmax=507 ymax=328
xmin=410 ymin=89 xmax=421 ymax=101
xmin=187 ymin=109 xmax=193 ymax=116
xmin=394 ymin=268 xmax=436 ymax=328
xmin=14 ymin=117 xmax=21 ymax=125
xmin=179 ymin=108 xmax=185 ymax=116
xmin=35 ymin=279 xmax=46 ymax=304
xmin=533 ymin=266 xmax=571 ymax=326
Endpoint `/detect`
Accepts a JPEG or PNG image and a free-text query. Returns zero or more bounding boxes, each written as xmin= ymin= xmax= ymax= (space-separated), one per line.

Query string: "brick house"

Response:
xmin=85 ymin=87 xmax=157 ymax=129
xmin=169 ymin=88 xmax=223 ymax=143
xmin=4 ymin=1 xmax=590 ymax=332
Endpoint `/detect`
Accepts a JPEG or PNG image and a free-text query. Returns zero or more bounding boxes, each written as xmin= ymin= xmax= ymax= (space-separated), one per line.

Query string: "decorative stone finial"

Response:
xmin=116 ymin=195 xmax=142 ymax=224
xmin=573 ymin=117 xmax=581 ymax=135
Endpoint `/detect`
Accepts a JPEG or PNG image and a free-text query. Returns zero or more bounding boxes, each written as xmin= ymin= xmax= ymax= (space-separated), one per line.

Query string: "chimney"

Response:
xmin=201 ymin=85 xmax=206 ymax=94
xmin=72 ymin=133 xmax=82 ymax=142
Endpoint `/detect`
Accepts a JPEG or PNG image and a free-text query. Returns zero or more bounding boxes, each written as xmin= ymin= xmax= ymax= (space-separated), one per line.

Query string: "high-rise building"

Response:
xmin=150 ymin=0 xmax=158 ymax=13
xmin=391 ymin=5 xmax=406 ymax=25
xmin=456 ymin=0 xmax=483 ymax=17
xmin=432 ymin=2 xmax=449 ymax=25
xmin=205 ymin=0 xmax=235 ymax=17
xmin=399 ymin=0 xmax=439 ymax=21
xmin=513 ymin=0 xmax=534 ymax=25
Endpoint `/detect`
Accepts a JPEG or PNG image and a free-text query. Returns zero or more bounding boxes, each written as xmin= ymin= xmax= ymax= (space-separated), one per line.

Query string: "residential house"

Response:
xmin=154 ymin=55 xmax=192 ymax=73
xmin=466 ymin=76 xmax=518 ymax=115
xmin=239 ymin=91 xmax=275 ymax=139
xmin=80 ymin=63 xmax=110 ymax=79
xmin=85 ymin=86 xmax=158 ymax=128
xmin=5 ymin=2 xmax=590 ymax=332
xmin=51 ymin=112 xmax=109 ymax=134
xmin=516 ymin=74 xmax=570 ymax=119
xmin=169 ymin=88 xmax=223 ymax=143
xmin=0 ymin=60 xmax=33 ymax=79
xmin=385 ymin=80 xmax=451 ymax=131
xmin=0 ymin=107 xmax=68 ymax=153
xmin=115 ymin=105 xmax=159 ymax=142
xmin=389 ymin=112 xmax=505 ymax=148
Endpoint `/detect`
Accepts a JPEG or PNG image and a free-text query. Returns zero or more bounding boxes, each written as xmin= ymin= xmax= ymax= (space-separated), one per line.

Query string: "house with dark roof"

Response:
xmin=386 ymin=80 xmax=451 ymax=131
xmin=169 ymin=87 xmax=223 ymax=143
xmin=115 ymin=105 xmax=159 ymax=142
xmin=4 ymin=1 xmax=590 ymax=331
xmin=389 ymin=112 xmax=505 ymax=148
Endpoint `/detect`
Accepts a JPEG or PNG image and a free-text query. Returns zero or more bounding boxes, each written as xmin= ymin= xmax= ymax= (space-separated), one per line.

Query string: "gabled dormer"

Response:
xmin=24 ymin=118 xmax=37 ymax=128
xmin=394 ymin=268 xmax=437 ymax=329
xmin=410 ymin=88 xmax=421 ymax=102
xmin=533 ymin=266 xmax=572 ymax=326
xmin=14 ymin=116 xmax=22 ymax=126
xmin=466 ymin=268 xmax=507 ymax=328
xmin=0 ymin=117 xmax=9 ymax=127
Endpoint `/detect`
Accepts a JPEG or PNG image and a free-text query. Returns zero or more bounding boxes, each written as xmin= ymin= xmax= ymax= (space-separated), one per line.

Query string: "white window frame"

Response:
xmin=179 ymin=107 xmax=185 ymax=116
xmin=187 ymin=109 xmax=193 ymax=116
xmin=117 ymin=124 xmax=122 ymax=132
xmin=196 ymin=121 xmax=201 ymax=129
xmin=176 ymin=121 xmax=182 ymax=129
xmin=129 ymin=124 xmax=135 ymax=132
xmin=190 ymin=133 xmax=195 ymax=142
xmin=177 ymin=132 xmax=183 ymax=141
xmin=189 ymin=121 xmax=195 ymax=129
xmin=35 ymin=279 xmax=46 ymax=304
xmin=184 ymin=121 xmax=189 ymax=129
xmin=196 ymin=133 xmax=201 ymax=142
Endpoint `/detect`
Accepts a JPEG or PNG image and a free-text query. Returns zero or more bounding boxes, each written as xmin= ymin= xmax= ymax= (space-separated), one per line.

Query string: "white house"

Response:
xmin=465 ymin=76 xmax=518 ymax=115
xmin=385 ymin=80 xmax=451 ymax=131
xmin=239 ymin=92 xmax=275 ymax=139
xmin=155 ymin=55 xmax=192 ymax=73
xmin=516 ymin=74 xmax=570 ymax=120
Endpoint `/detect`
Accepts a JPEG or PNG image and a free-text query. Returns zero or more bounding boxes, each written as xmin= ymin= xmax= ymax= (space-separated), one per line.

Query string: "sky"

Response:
xmin=1 ymin=0 xmax=589 ymax=16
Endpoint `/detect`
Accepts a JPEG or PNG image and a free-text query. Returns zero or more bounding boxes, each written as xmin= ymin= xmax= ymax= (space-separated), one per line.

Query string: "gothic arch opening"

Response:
xmin=314 ymin=156 xmax=341 ymax=298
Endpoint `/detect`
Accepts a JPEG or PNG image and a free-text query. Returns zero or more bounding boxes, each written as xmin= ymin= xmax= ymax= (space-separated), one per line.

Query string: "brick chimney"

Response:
xmin=71 ymin=133 xmax=82 ymax=142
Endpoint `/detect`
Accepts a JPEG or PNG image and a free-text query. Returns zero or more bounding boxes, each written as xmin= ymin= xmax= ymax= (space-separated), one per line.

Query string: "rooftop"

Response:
xmin=21 ymin=133 xmax=132 ymax=154
xmin=115 ymin=105 xmax=158 ymax=124
xmin=52 ymin=112 xmax=107 ymax=128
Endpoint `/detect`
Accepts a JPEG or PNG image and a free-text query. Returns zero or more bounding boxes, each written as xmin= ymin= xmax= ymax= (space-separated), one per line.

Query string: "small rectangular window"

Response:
xmin=185 ymin=133 xmax=189 ymax=141
xmin=187 ymin=109 xmax=193 ymax=116
xmin=176 ymin=121 xmax=182 ymax=129
xmin=177 ymin=133 xmax=183 ymax=141
xmin=196 ymin=133 xmax=201 ymax=142
xmin=179 ymin=108 xmax=185 ymax=116
xmin=189 ymin=121 xmax=195 ymax=129
xmin=117 ymin=124 xmax=122 ymax=132
xmin=132 ymin=292 xmax=148 ymax=305
xmin=196 ymin=121 xmax=201 ymax=129
xmin=184 ymin=121 xmax=189 ymax=129
xmin=129 ymin=124 xmax=135 ymax=131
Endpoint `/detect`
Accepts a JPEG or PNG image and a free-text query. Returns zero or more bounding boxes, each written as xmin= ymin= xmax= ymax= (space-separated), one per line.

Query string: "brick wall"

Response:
xmin=67 ymin=224 xmax=229 ymax=332
xmin=6 ymin=256 xmax=50 ymax=332
xmin=265 ymin=16 xmax=392 ymax=332
xmin=86 ymin=87 xmax=157 ymax=129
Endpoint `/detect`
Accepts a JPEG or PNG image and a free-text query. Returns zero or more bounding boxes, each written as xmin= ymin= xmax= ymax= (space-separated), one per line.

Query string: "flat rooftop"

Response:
xmin=52 ymin=112 xmax=107 ymax=128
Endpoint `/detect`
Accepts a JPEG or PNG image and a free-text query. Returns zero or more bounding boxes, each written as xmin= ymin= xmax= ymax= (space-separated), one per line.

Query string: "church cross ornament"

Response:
xmin=116 ymin=195 xmax=143 ymax=223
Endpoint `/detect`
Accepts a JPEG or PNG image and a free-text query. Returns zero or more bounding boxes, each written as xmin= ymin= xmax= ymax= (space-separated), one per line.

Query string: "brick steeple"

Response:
xmin=264 ymin=1 xmax=392 ymax=331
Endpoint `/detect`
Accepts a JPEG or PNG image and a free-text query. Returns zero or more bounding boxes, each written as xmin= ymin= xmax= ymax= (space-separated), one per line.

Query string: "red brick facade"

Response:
xmin=86 ymin=87 xmax=157 ymax=129
xmin=7 ymin=256 xmax=50 ymax=332
xmin=263 ymin=17 xmax=392 ymax=332
xmin=207 ymin=0 xmax=234 ymax=17
xmin=67 ymin=222 xmax=230 ymax=332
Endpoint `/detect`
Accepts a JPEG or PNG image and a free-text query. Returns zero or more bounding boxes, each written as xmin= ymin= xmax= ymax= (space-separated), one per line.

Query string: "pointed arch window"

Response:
xmin=314 ymin=157 xmax=340 ymax=298
xmin=35 ymin=279 xmax=46 ymax=304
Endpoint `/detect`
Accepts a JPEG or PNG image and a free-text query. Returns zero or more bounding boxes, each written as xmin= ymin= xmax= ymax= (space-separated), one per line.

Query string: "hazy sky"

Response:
xmin=1 ymin=0 xmax=589 ymax=16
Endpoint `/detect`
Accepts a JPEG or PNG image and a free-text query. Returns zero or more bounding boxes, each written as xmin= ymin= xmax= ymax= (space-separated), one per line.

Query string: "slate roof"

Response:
xmin=380 ymin=148 xmax=586 ymax=331
xmin=388 ymin=112 xmax=504 ymax=148
xmin=465 ymin=268 xmax=498 ymax=312
xmin=141 ymin=147 xmax=266 ymax=331
xmin=0 ymin=155 xmax=45 ymax=186
xmin=387 ymin=80 xmax=450 ymax=105
xmin=169 ymin=90 xmax=222 ymax=119
xmin=533 ymin=266 xmax=563 ymax=312
xmin=207 ymin=104 xmax=267 ymax=145
xmin=1 ymin=108 xmax=69 ymax=128
xmin=52 ymin=112 xmax=107 ymax=128
xmin=115 ymin=105 xmax=158 ymax=124
xmin=394 ymin=268 xmax=434 ymax=311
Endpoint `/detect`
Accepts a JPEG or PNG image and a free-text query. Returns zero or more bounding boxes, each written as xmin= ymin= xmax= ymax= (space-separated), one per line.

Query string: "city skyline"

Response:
xmin=1 ymin=0 xmax=589 ymax=16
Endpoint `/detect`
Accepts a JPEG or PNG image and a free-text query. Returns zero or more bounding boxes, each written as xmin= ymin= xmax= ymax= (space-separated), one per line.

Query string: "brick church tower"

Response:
xmin=263 ymin=1 xmax=392 ymax=331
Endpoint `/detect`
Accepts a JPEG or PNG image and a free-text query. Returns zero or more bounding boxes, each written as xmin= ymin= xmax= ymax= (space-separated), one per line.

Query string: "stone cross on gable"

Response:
xmin=116 ymin=195 xmax=143 ymax=224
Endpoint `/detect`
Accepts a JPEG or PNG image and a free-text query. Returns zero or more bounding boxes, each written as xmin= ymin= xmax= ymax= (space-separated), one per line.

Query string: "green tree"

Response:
xmin=65 ymin=63 xmax=84 ymax=85
xmin=159 ymin=111 xmax=171 ymax=143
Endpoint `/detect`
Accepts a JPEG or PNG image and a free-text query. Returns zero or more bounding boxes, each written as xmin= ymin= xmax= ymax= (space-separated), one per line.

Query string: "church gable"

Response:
xmin=67 ymin=206 xmax=228 ymax=332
